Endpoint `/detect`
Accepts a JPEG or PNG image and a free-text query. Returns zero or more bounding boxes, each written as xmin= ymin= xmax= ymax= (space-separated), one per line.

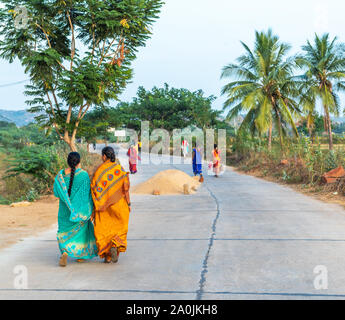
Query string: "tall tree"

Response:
xmin=296 ymin=34 xmax=345 ymax=150
xmin=120 ymin=84 xmax=221 ymax=132
xmin=221 ymin=29 xmax=300 ymax=150
xmin=0 ymin=0 xmax=163 ymax=151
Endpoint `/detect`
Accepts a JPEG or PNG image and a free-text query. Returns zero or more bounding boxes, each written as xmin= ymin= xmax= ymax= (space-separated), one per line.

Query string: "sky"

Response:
xmin=0 ymin=0 xmax=344 ymax=113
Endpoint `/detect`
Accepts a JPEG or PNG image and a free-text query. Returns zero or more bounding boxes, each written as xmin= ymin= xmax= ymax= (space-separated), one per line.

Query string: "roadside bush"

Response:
xmin=229 ymin=136 xmax=345 ymax=186
xmin=26 ymin=188 xmax=40 ymax=202
xmin=5 ymin=145 xmax=60 ymax=191
xmin=1 ymin=143 xmax=98 ymax=203
xmin=2 ymin=175 xmax=35 ymax=203
xmin=0 ymin=194 xmax=10 ymax=205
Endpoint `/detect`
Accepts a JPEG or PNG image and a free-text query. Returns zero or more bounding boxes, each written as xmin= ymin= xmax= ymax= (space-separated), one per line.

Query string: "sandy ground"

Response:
xmin=0 ymin=195 xmax=59 ymax=249
xmin=132 ymin=169 xmax=200 ymax=195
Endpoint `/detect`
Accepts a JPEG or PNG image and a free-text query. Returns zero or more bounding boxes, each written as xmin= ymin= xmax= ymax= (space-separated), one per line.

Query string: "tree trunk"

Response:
xmin=69 ymin=140 xmax=77 ymax=152
xmin=308 ymin=127 xmax=313 ymax=143
xmin=274 ymin=106 xmax=284 ymax=151
xmin=64 ymin=136 xmax=77 ymax=152
xmin=324 ymin=106 xmax=333 ymax=150
xmin=278 ymin=126 xmax=283 ymax=150
xmin=268 ymin=125 xmax=272 ymax=151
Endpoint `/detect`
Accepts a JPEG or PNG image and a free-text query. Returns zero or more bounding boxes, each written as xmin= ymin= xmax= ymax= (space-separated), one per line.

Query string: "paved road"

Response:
xmin=1 ymin=145 xmax=345 ymax=300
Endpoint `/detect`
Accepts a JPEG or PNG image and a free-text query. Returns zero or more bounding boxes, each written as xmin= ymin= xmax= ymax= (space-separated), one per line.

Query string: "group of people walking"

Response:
xmin=54 ymin=142 xmax=222 ymax=267
xmin=192 ymin=144 xmax=222 ymax=179
xmin=54 ymin=146 xmax=131 ymax=266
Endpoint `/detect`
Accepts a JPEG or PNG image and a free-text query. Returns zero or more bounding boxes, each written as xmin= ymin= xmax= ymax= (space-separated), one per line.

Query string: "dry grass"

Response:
xmin=319 ymin=144 xmax=345 ymax=150
xmin=0 ymin=195 xmax=59 ymax=249
xmin=232 ymin=160 xmax=345 ymax=209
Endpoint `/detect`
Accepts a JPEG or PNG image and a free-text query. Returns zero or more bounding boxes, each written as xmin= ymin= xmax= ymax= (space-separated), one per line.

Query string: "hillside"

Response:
xmin=0 ymin=109 xmax=36 ymax=127
xmin=0 ymin=114 xmax=13 ymax=123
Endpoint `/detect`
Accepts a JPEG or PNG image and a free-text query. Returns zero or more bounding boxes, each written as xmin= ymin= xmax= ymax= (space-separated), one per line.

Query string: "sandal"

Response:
xmin=110 ymin=247 xmax=119 ymax=263
xmin=59 ymin=252 xmax=68 ymax=267
xmin=104 ymin=255 xmax=112 ymax=264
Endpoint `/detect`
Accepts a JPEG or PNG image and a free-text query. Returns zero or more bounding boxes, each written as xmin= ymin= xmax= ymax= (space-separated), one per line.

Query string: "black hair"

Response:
xmin=102 ymin=146 xmax=116 ymax=163
xmin=214 ymin=144 xmax=218 ymax=149
xmin=67 ymin=152 xmax=81 ymax=197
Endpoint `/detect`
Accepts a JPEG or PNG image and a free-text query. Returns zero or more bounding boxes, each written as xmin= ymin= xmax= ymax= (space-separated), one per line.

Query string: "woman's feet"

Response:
xmin=104 ymin=247 xmax=119 ymax=264
xmin=104 ymin=255 xmax=112 ymax=264
xmin=110 ymin=247 xmax=119 ymax=263
xmin=59 ymin=252 xmax=68 ymax=267
xmin=76 ymin=259 xmax=86 ymax=263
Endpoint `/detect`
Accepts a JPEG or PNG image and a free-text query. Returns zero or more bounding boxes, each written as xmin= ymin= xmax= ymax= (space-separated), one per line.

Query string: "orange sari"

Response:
xmin=213 ymin=150 xmax=221 ymax=175
xmin=91 ymin=160 xmax=131 ymax=258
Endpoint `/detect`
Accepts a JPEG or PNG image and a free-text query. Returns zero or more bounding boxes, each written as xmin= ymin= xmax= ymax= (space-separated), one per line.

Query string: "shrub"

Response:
xmin=229 ymin=136 xmax=345 ymax=186
xmin=2 ymin=175 xmax=34 ymax=203
xmin=5 ymin=145 xmax=59 ymax=191
xmin=26 ymin=188 xmax=40 ymax=202
xmin=0 ymin=194 xmax=10 ymax=205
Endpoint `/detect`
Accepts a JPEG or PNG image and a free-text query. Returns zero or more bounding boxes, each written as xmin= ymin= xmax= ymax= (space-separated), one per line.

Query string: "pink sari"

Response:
xmin=127 ymin=147 xmax=141 ymax=173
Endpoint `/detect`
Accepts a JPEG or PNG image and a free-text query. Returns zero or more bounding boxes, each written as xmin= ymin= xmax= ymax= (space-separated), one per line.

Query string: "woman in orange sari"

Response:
xmin=91 ymin=147 xmax=131 ymax=264
xmin=213 ymin=144 xmax=221 ymax=178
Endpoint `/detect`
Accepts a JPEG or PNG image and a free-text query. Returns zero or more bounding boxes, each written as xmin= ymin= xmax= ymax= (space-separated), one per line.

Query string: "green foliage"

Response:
xmin=0 ymin=123 xmax=58 ymax=150
xmin=232 ymin=134 xmax=345 ymax=185
xmin=325 ymin=150 xmax=337 ymax=172
xmin=295 ymin=34 xmax=345 ymax=149
xmin=333 ymin=122 xmax=345 ymax=134
xmin=222 ymin=31 xmax=345 ymax=151
xmin=26 ymin=188 xmax=40 ymax=202
xmin=5 ymin=145 xmax=60 ymax=189
xmin=111 ymin=84 xmax=223 ymax=132
xmin=1 ymin=142 xmax=95 ymax=202
xmin=0 ymin=0 xmax=163 ymax=150
xmin=0 ymin=195 xmax=11 ymax=205
xmin=221 ymin=29 xmax=300 ymax=146
xmin=297 ymin=113 xmax=325 ymax=137
xmin=78 ymin=107 xmax=119 ymax=143
xmin=2 ymin=175 xmax=35 ymax=203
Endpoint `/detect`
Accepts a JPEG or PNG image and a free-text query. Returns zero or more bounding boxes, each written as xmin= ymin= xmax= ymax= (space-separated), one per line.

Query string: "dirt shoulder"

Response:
xmin=232 ymin=166 xmax=345 ymax=209
xmin=0 ymin=195 xmax=59 ymax=250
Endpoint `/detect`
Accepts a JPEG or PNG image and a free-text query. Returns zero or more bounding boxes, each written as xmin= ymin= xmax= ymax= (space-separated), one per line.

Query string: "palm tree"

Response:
xmin=221 ymin=30 xmax=300 ymax=150
xmin=296 ymin=34 xmax=345 ymax=150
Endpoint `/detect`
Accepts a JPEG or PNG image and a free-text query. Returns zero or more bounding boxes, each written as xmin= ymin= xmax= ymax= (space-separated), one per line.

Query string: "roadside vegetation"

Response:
xmin=0 ymin=121 xmax=97 ymax=204
xmin=1 ymin=27 xmax=345 ymax=205
xmin=223 ymin=30 xmax=345 ymax=199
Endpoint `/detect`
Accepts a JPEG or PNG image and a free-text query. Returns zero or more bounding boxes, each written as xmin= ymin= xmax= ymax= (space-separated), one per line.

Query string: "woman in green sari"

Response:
xmin=53 ymin=152 xmax=98 ymax=267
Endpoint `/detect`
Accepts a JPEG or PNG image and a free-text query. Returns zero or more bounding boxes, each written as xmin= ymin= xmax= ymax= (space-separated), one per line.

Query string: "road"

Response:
xmin=1 ymin=145 xmax=345 ymax=300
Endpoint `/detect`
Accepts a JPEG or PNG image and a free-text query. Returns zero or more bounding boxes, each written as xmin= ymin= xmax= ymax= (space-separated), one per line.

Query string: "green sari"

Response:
xmin=53 ymin=168 xmax=98 ymax=260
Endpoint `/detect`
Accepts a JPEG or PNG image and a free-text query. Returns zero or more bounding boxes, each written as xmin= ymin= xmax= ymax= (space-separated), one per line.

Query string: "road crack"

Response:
xmin=196 ymin=183 xmax=221 ymax=300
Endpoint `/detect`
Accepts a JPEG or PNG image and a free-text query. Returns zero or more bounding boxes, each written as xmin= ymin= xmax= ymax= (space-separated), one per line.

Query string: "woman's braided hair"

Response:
xmin=102 ymin=146 xmax=116 ymax=163
xmin=67 ymin=152 xmax=81 ymax=197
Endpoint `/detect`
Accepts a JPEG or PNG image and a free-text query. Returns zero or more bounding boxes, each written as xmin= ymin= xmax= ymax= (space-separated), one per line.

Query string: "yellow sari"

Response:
xmin=91 ymin=160 xmax=131 ymax=258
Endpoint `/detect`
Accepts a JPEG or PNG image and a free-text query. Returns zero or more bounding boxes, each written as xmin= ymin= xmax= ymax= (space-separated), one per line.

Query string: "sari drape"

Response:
xmin=213 ymin=150 xmax=221 ymax=175
xmin=91 ymin=160 xmax=131 ymax=258
xmin=193 ymin=148 xmax=203 ymax=175
xmin=127 ymin=147 xmax=141 ymax=174
xmin=53 ymin=169 xmax=98 ymax=260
